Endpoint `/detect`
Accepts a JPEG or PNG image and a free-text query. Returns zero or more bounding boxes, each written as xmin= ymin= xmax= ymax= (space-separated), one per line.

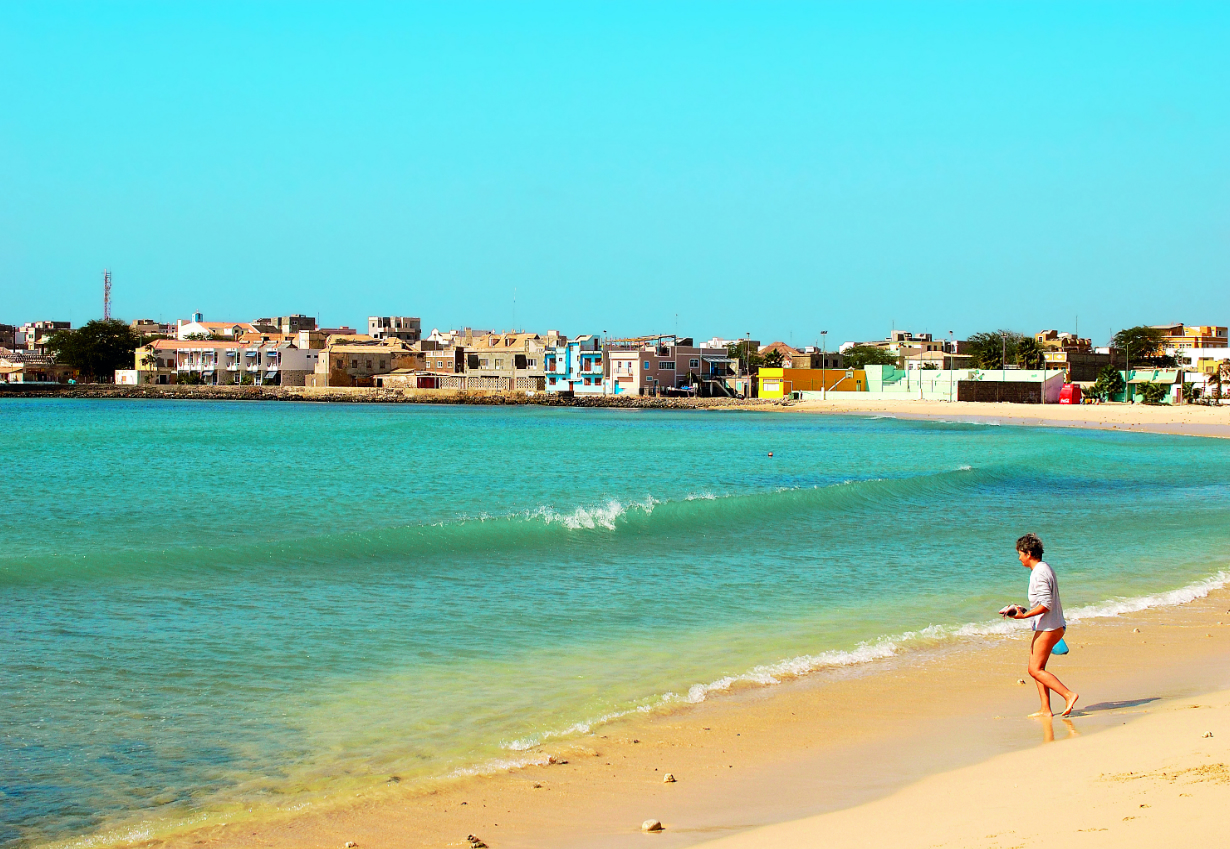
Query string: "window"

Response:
xmin=526 ymin=358 xmax=536 ymax=368
xmin=495 ymin=358 xmax=504 ymax=369
xmin=644 ymin=360 xmax=651 ymax=370
xmin=660 ymin=361 xmax=675 ymax=370
xmin=689 ymin=358 xmax=700 ymax=369
xmin=366 ymin=360 xmax=373 ymax=370
xmin=350 ymin=359 xmax=358 ymax=369
xmin=379 ymin=360 xmax=386 ymax=370
xmin=479 ymin=358 xmax=488 ymax=368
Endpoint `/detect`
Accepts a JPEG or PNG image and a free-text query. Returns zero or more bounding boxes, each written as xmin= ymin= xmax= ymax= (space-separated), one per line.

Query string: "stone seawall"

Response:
xmin=1 ymin=383 xmax=782 ymax=409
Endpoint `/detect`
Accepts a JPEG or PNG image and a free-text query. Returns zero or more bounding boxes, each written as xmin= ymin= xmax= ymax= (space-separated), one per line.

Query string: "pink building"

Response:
xmin=604 ymin=336 xmax=735 ymax=396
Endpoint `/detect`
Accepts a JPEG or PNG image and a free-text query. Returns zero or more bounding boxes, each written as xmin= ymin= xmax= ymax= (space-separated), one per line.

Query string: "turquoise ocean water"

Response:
xmin=3 ymin=400 xmax=1229 ymax=848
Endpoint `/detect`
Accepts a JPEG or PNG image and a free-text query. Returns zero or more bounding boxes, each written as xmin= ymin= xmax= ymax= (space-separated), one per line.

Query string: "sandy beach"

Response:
xmin=754 ymin=398 xmax=1230 ymax=439
xmin=138 ymin=580 xmax=1230 ymax=849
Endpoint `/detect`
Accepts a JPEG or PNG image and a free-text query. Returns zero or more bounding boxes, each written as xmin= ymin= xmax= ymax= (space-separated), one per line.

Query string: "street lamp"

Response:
xmin=948 ymin=330 xmax=954 ymax=402
xmin=821 ymin=330 xmax=828 ymax=401
xmin=1001 ymin=332 xmax=1008 ymax=387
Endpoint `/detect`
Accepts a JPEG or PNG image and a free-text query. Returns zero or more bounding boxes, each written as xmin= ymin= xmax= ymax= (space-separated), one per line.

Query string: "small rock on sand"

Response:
xmin=1133 ymin=628 xmax=1141 ymax=633
xmin=1016 ymin=679 xmax=1026 ymax=685
xmin=345 ymin=843 xmax=356 ymax=848
xmin=642 ymin=819 xmax=664 ymax=832
xmin=663 ymin=773 xmax=676 ymax=783
xmin=468 ymin=836 xmax=488 ymax=848
xmin=1204 ymin=732 xmax=1214 ymax=738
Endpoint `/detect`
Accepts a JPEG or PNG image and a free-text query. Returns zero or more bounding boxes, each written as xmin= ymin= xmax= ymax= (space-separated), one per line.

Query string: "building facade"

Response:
xmin=757 ymin=368 xmax=866 ymax=398
xmin=307 ymin=340 xmax=423 ymax=387
xmin=603 ymin=336 xmax=731 ymax=396
xmin=369 ymin=316 xmax=422 ymax=344
xmin=130 ymin=339 xmax=320 ymax=385
xmin=1155 ymin=324 xmax=1229 ymax=351
xmin=544 ymin=335 xmax=604 ymax=394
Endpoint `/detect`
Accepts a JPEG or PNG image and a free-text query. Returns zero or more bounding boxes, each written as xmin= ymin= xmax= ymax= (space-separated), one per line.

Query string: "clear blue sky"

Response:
xmin=2 ymin=1 xmax=1227 ymax=346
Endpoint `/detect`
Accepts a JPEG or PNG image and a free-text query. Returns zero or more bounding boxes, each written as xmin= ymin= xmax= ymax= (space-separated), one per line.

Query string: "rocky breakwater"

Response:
xmin=5 ymin=384 xmax=787 ymax=409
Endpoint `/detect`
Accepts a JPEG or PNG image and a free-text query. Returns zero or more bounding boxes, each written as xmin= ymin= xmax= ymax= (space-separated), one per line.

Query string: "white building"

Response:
xmin=176 ymin=312 xmax=256 ymax=340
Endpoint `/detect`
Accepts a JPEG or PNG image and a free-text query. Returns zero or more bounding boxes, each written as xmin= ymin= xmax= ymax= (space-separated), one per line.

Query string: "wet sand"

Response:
xmin=135 ymin=585 xmax=1230 ymax=849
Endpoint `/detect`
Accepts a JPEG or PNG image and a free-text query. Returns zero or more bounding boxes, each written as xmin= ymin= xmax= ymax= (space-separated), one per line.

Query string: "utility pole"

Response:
xmin=103 ymin=269 xmax=112 ymax=320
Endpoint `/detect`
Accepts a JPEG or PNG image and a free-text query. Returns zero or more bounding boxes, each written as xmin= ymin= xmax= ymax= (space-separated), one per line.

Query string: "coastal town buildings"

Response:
xmin=123 ymin=339 xmax=321 ymax=385
xmin=1155 ymin=324 xmax=1228 ymax=351
xmin=604 ymin=335 xmax=734 ymax=396
xmin=253 ymin=315 xmax=317 ymax=334
xmin=306 ymin=338 xmax=422 ymax=387
xmin=1035 ymin=330 xmax=1091 ymax=352
xmin=451 ymin=331 xmax=554 ymax=391
xmin=757 ymin=367 xmax=866 ymax=398
xmin=18 ymin=321 xmax=70 ymax=354
xmin=368 ymin=316 xmax=422 ymax=343
xmin=544 ymin=335 xmax=604 ymax=394
xmin=757 ymin=341 xmax=843 ymax=370
xmin=0 ymin=349 xmax=70 ymax=383
xmin=130 ymin=319 xmax=173 ymax=338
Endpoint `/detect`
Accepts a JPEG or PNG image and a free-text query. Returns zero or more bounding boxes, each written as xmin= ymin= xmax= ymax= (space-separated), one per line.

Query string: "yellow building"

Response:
xmin=1153 ymin=324 xmax=1228 ymax=350
xmin=757 ymin=368 xmax=866 ymax=399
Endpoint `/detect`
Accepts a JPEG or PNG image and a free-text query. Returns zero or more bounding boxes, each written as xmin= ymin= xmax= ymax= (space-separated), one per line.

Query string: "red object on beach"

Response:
xmin=1058 ymin=384 xmax=1081 ymax=405
xmin=768 ymin=452 xmax=774 ymax=457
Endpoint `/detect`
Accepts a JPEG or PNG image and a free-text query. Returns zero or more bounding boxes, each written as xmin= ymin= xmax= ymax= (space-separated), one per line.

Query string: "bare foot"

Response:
xmin=1061 ymin=693 xmax=1080 ymax=716
xmin=1028 ymin=710 xmax=1053 ymax=718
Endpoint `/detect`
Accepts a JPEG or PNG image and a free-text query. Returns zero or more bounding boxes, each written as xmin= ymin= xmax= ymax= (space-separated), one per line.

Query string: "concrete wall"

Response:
xmin=862 ymin=365 xmax=1066 ymax=402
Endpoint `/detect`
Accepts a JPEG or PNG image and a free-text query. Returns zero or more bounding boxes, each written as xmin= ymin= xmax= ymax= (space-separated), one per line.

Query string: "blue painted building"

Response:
xmin=544 ymin=335 xmax=605 ymax=394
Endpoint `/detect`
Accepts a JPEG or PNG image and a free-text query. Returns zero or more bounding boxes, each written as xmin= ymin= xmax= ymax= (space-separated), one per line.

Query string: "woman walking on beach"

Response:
xmin=1008 ymin=534 xmax=1079 ymax=717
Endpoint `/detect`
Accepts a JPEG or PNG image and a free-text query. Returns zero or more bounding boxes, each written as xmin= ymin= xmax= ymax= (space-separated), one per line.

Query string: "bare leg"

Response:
xmin=1027 ymin=628 xmax=1079 ymax=716
xmin=1028 ymin=632 xmax=1053 ymax=716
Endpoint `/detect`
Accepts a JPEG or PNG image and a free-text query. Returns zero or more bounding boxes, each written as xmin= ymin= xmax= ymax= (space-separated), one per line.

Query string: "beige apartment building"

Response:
xmin=450 ymin=331 xmax=558 ymax=391
xmin=306 ymin=339 xmax=424 ymax=387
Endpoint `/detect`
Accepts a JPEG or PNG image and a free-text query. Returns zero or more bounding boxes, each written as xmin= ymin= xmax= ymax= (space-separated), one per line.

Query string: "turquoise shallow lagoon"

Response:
xmin=2 ymin=400 xmax=1228 ymax=848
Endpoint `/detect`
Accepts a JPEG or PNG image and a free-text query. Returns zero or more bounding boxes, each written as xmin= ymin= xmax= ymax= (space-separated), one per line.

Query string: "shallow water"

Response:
xmin=2 ymin=400 xmax=1228 ymax=848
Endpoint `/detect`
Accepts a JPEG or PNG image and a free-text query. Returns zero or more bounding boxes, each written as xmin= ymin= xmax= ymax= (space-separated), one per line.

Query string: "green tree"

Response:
xmin=965 ymin=330 xmax=1027 ymax=369
xmin=1014 ymin=337 xmax=1046 ymax=370
xmin=1138 ymin=381 xmax=1167 ymax=405
xmin=44 ymin=319 xmax=143 ymax=382
xmin=1088 ymin=364 xmax=1126 ymax=401
xmin=1112 ymin=326 xmax=1167 ymax=363
xmin=726 ymin=342 xmax=764 ymax=374
xmin=840 ymin=345 xmax=898 ymax=370
xmin=762 ymin=349 xmax=785 ymax=368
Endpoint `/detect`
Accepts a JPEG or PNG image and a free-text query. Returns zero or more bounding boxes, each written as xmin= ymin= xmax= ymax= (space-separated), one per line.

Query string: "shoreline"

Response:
xmin=6 ymin=388 xmax=1228 ymax=439
xmin=102 ymin=574 xmax=1230 ymax=849
xmin=758 ymin=396 xmax=1230 ymax=439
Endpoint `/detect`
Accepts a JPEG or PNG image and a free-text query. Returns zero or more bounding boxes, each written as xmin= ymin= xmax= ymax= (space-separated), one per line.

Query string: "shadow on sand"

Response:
xmin=1079 ymin=697 xmax=1160 ymax=713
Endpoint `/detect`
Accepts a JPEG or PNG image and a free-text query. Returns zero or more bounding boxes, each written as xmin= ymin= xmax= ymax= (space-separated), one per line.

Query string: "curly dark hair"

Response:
xmin=1015 ymin=533 xmax=1044 ymax=559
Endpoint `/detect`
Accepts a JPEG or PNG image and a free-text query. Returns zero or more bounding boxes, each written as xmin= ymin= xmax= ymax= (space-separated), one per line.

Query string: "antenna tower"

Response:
xmin=103 ymin=269 xmax=112 ymax=320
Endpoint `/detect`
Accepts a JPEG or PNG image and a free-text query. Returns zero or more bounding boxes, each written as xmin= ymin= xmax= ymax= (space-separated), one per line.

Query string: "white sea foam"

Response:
xmin=496 ymin=570 xmax=1229 ymax=756
xmin=449 ymin=752 xmax=555 ymax=778
xmin=1065 ymin=571 xmax=1229 ymax=621
xmin=529 ymin=497 xmax=658 ymax=530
